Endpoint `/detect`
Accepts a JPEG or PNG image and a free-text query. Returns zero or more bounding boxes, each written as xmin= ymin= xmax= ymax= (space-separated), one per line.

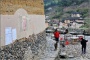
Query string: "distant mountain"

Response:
xmin=44 ymin=0 xmax=59 ymax=9
xmin=44 ymin=0 xmax=89 ymax=9
xmin=44 ymin=0 xmax=89 ymax=20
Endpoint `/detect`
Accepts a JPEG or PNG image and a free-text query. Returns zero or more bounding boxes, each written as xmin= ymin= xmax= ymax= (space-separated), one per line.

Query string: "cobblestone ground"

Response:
xmin=40 ymin=34 xmax=90 ymax=60
xmin=55 ymin=35 xmax=90 ymax=60
xmin=40 ymin=34 xmax=60 ymax=60
xmin=56 ymin=43 xmax=90 ymax=60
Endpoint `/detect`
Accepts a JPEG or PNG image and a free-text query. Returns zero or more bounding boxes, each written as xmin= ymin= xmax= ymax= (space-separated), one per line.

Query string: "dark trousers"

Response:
xmin=82 ymin=46 xmax=86 ymax=54
xmin=54 ymin=38 xmax=59 ymax=50
xmin=54 ymin=41 xmax=58 ymax=50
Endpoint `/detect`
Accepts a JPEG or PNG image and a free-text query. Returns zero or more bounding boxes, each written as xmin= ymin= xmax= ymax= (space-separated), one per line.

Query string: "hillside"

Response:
xmin=0 ymin=0 xmax=44 ymax=15
xmin=44 ymin=0 xmax=89 ymax=20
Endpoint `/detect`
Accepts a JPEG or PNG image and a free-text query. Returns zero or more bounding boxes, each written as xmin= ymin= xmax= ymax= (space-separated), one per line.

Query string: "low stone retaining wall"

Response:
xmin=0 ymin=31 xmax=46 ymax=60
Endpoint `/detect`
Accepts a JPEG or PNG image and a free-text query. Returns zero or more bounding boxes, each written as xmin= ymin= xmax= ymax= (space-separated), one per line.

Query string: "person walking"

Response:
xmin=81 ymin=37 xmax=88 ymax=54
xmin=64 ymin=29 xmax=68 ymax=34
xmin=64 ymin=29 xmax=71 ymax=46
xmin=54 ymin=29 xmax=60 ymax=51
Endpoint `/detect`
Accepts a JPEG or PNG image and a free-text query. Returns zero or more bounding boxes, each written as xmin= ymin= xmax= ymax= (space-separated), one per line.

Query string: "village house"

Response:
xmin=49 ymin=19 xmax=60 ymax=29
xmin=71 ymin=12 xmax=81 ymax=17
xmin=61 ymin=12 xmax=84 ymax=28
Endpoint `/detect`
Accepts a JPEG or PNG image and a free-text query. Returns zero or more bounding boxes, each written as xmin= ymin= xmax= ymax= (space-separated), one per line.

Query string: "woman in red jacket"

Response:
xmin=54 ymin=29 xmax=60 ymax=50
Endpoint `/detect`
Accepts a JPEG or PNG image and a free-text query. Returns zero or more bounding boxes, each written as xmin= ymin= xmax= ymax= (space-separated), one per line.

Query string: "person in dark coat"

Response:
xmin=64 ymin=29 xmax=68 ymax=34
xmin=81 ymin=38 xmax=88 ymax=54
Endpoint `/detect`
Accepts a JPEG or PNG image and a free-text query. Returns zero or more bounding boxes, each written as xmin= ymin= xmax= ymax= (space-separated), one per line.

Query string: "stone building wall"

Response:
xmin=0 ymin=0 xmax=44 ymax=15
xmin=0 ymin=0 xmax=45 ymax=46
xmin=0 ymin=31 xmax=46 ymax=60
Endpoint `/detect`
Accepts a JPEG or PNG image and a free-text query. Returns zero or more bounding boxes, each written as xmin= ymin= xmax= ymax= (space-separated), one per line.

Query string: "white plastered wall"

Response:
xmin=0 ymin=8 xmax=45 ymax=46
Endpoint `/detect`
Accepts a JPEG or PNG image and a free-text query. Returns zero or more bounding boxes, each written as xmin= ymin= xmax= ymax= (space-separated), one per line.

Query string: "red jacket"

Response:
xmin=54 ymin=31 xmax=60 ymax=38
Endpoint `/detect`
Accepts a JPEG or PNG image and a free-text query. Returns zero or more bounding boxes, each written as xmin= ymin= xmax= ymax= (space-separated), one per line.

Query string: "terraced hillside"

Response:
xmin=0 ymin=0 xmax=44 ymax=15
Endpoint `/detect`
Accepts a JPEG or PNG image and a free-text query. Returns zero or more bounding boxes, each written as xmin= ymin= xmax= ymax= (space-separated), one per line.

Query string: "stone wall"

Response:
xmin=0 ymin=31 xmax=46 ymax=60
xmin=0 ymin=0 xmax=44 ymax=15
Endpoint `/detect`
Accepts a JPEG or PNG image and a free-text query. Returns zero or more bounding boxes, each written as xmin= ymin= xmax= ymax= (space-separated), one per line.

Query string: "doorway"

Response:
xmin=5 ymin=27 xmax=17 ymax=45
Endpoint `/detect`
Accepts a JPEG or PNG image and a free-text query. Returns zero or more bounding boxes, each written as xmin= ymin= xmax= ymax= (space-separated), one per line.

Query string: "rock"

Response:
xmin=0 ymin=31 xmax=46 ymax=60
xmin=68 ymin=54 xmax=74 ymax=58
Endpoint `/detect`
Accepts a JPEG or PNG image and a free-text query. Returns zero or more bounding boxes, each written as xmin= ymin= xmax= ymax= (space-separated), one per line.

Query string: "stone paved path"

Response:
xmin=55 ymin=35 xmax=90 ymax=60
xmin=40 ymin=34 xmax=90 ymax=60
xmin=40 ymin=35 xmax=60 ymax=60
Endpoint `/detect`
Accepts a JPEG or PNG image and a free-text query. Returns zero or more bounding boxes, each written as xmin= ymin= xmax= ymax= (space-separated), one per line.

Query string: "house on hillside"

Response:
xmin=61 ymin=12 xmax=84 ymax=28
xmin=71 ymin=12 xmax=81 ymax=17
xmin=49 ymin=19 xmax=60 ymax=25
xmin=49 ymin=19 xmax=60 ymax=29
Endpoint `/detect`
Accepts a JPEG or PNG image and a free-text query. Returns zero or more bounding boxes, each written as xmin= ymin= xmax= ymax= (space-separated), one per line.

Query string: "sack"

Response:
xmin=62 ymin=44 xmax=65 ymax=47
xmin=65 ymin=40 xmax=69 ymax=45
